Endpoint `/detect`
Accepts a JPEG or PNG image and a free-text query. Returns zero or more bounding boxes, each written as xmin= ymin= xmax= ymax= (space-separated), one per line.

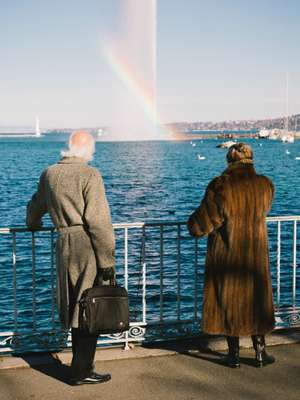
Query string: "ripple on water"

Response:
xmin=0 ymin=139 xmax=300 ymax=347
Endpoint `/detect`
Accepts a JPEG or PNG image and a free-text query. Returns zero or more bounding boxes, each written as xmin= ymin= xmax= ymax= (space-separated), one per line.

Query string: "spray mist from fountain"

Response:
xmin=102 ymin=0 xmax=164 ymax=140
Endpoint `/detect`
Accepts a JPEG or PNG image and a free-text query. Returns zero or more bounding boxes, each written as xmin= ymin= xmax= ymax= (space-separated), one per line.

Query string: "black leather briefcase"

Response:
xmin=79 ymin=285 xmax=130 ymax=335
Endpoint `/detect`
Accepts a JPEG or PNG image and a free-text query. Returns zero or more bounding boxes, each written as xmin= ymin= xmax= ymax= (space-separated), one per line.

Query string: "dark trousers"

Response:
xmin=71 ymin=328 xmax=98 ymax=380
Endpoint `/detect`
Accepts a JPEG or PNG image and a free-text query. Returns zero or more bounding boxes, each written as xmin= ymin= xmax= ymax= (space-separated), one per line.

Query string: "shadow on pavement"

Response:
xmin=19 ymin=353 xmax=72 ymax=385
xmin=143 ymin=337 xmax=259 ymax=368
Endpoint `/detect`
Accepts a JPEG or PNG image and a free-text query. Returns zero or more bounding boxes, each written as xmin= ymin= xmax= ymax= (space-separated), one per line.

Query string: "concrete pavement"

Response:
xmin=0 ymin=342 xmax=299 ymax=400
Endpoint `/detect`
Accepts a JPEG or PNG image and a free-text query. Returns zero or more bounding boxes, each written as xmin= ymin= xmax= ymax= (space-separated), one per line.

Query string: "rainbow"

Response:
xmin=101 ymin=44 xmax=180 ymax=139
xmin=103 ymin=46 xmax=159 ymax=126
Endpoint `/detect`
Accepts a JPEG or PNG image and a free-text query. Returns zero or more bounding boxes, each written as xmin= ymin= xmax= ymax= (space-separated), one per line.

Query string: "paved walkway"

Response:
xmin=0 ymin=342 xmax=299 ymax=400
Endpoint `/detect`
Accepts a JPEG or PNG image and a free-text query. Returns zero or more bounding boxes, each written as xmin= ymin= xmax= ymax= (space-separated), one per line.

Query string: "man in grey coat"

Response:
xmin=26 ymin=131 xmax=115 ymax=385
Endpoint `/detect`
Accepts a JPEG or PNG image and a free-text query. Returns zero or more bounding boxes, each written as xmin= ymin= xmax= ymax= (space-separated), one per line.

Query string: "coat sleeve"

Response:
xmin=83 ymin=169 xmax=116 ymax=270
xmin=187 ymin=177 xmax=225 ymax=238
xmin=265 ymin=177 xmax=275 ymax=214
xmin=26 ymin=171 xmax=48 ymax=229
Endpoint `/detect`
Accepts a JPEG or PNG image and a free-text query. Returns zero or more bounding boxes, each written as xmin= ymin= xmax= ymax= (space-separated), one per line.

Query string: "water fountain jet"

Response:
xmin=102 ymin=0 xmax=163 ymax=140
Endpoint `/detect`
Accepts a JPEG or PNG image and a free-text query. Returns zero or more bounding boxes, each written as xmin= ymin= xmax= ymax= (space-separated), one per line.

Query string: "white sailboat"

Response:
xmin=35 ymin=116 xmax=41 ymax=138
xmin=280 ymin=73 xmax=295 ymax=143
xmin=258 ymin=129 xmax=270 ymax=139
xmin=281 ymin=134 xmax=294 ymax=143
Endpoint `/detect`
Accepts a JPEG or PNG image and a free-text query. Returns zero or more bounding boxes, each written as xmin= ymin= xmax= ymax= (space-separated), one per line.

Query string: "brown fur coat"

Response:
xmin=188 ymin=161 xmax=275 ymax=336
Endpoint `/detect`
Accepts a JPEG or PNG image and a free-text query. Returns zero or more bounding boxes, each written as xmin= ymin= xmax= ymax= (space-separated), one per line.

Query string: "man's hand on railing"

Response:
xmin=96 ymin=267 xmax=115 ymax=285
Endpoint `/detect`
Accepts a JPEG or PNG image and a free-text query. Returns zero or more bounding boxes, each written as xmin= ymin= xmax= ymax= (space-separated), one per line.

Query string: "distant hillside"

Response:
xmin=166 ymin=114 xmax=300 ymax=133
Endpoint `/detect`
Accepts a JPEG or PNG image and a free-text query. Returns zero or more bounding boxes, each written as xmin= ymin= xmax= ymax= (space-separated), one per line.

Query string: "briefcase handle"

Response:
xmin=96 ymin=267 xmax=117 ymax=287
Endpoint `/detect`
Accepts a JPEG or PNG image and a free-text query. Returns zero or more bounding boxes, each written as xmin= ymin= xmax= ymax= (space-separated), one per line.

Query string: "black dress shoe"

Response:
xmin=254 ymin=352 xmax=275 ymax=368
xmin=227 ymin=354 xmax=241 ymax=368
xmin=71 ymin=372 xmax=111 ymax=386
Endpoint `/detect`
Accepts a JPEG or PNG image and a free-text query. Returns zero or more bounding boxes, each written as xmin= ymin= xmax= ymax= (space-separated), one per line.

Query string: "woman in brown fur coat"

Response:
xmin=188 ymin=143 xmax=275 ymax=368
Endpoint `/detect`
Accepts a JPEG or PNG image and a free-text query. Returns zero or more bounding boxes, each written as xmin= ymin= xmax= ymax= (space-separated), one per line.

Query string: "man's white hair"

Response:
xmin=61 ymin=131 xmax=95 ymax=162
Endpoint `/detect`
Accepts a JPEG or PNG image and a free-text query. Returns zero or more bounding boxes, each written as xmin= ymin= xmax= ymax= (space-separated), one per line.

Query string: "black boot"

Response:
xmin=226 ymin=336 xmax=240 ymax=368
xmin=251 ymin=335 xmax=275 ymax=368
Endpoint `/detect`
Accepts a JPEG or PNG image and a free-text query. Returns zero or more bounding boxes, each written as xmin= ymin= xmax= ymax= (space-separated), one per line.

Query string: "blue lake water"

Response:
xmin=0 ymin=138 xmax=300 ymax=351
xmin=1 ymin=138 xmax=300 ymax=224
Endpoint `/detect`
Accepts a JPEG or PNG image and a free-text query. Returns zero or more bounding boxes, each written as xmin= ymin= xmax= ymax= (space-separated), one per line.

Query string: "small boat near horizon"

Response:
xmin=281 ymin=133 xmax=295 ymax=143
xmin=217 ymin=140 xmax=236 ymax=149
xmin=257 ymin=128 xmax=295 ymax=143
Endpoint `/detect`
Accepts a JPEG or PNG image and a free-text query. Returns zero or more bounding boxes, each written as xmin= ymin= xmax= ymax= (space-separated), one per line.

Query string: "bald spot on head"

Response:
xmin=61 ymin=130 xmax=96 ymax=161
xmin=69 ymin=130 xmax=94 ymax=148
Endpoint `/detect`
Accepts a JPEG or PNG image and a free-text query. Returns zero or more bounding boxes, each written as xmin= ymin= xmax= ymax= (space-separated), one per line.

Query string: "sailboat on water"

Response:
xmin=0 ymin=116 xmax=43 ymax=137
xmin=281 ymin=73 xmax=295 ymax=143
xmin=258 ymin=74 xmax=296 ymax=143
xmin=281 ymin=133 xmax=294 ymax=143
xmin=35 ymin=116 xmax=42 ymax=138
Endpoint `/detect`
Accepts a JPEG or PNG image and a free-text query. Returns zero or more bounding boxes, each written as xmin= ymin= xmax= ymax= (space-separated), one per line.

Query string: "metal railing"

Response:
xmin=267 ymin=216 xmax=300 ymax=327
xmin=0 ymin=223 xmax=147 ymax=353
xmin=0 ymin=216 xmax=300 ymax=354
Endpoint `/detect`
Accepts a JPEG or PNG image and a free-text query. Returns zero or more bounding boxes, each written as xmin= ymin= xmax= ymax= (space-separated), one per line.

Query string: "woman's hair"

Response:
xmin=226 ymin=142 xmax=253 ymax=164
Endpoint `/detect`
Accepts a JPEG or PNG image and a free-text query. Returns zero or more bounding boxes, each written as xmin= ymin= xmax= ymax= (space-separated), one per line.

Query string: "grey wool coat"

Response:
xmin=26 ymin=157 xmax=115 ymax=329
xmin=188 ymin=161 xmax=275 ymax=336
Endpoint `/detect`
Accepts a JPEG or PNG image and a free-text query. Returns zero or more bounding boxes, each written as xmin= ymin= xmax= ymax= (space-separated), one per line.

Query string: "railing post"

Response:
xmin=176 ymin=224 xmax=181 ymax=321
xmin=142 ymin=226 xmax=147 ymax=325
xmin=293 ymin=220 xmax=297 ymax=307
xmin=12 ymin=232 xmax=18 ymax=333
xmin=31 ymin=232 xmax=37 ymax=331
xmin=194 ymin=238 xmax=198 ymax=321
xmin=124 ymin=227 xmax=129 ymax=350
xmin=50 ymin=230 xmax=55 ymax=330
xmin=159 ymin=225 xmax=164 ymax=323
xmin=277 ymin=221 xmax=281 ymax=307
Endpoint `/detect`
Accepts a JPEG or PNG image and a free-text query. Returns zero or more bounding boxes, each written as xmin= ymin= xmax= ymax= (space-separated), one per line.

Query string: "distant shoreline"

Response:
xmin=0 ymin=131 xmax=300 ymax=142
xmin=170 ymin=132 xmax=300 ymax=141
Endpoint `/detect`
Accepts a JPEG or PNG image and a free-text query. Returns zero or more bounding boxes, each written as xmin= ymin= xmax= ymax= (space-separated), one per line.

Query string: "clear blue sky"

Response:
xmin=0 ymin=0 xmax=300 ymax=128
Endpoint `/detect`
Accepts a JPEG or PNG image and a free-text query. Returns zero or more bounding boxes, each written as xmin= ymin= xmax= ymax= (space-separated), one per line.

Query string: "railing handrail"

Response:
xmin=0 ymin=222 xmax=145 ymax=234
xmin=144 ymin=216 xmax=300 ymax=227
xmin=267 ymin=215 xmax=300 ymax=222
xmin=1 ymin=215 xmax=300 ymax=234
